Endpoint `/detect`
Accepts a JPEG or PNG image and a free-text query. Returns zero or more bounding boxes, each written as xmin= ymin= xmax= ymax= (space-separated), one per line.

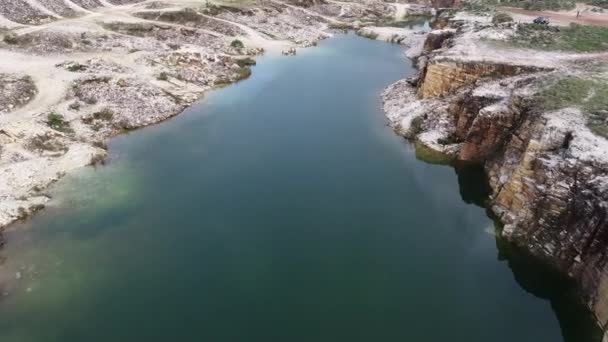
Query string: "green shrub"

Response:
xmin=46 ymin=112 xmax=73 ymax=133
xmin=67 ymin=63 xmax=86 ymax=72
xmin=230 ymin=39 xmax=244 ymax=49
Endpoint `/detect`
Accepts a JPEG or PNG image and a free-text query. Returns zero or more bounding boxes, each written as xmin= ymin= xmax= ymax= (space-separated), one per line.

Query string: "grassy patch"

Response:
xmin=540 ymin=77 xmax=608 ymax=138
xmin=503 ymin=0 xmax=575 ymax=10
xmin=46 ymin=112 xmax=73 ymax=133
xmin=508 ymin=23 xmax=608 ymax=52
xmin=463 ymin=0 xmax=574 ymax=11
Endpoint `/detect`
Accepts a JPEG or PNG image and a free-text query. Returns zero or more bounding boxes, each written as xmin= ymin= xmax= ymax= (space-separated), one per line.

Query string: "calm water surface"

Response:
xmin=0 ymin=33 xmax=601 ymax=341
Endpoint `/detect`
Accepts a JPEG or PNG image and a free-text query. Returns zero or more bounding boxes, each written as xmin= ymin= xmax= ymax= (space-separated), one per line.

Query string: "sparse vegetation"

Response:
xmin=202 ymin=2 xmax=223 ymax=15
xmin=540 ymin=77 xmax=608 ymax=138
xmin=84 ymin=96 xmax=98 ymax=105
xmin=463 ymin=0 xmax=575 ymax=11
xmin=461 ymin=0 xmax=496 ymax=13
xmin=591 ymin=0 xmax=608 ymax=8
xmin=230 ymin=39 xmax=244 ymax=49
xmin=506 ymin=0 xmax=575 ymax=10
xmin=93 ymin=109 xmax=115 ymax=121
xmin=27 ymin=134 xmax=67 ymax=152
xmin=158 ymin=71 xmax=169 ymax=81
xmin=508 ymin=23 xmax=608 ymax=52
xmin=66 ymin=63 xmax=87 ymax=72
xmin=492 ymin=12 xmax=513 ymax=24
xmin=3 ymin=33 xmax=18 ymax=45
xmin=46 ymin=113 xmax=73 ymax=133
xmin=68 ymin=101 xmax=81 ymax=111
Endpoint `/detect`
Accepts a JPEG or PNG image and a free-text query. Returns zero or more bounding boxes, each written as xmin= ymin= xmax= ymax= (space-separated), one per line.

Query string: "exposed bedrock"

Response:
xmin=486 ymin=108 xmax=608 ymax=328
xmin=389 ymin=27 xmax=608 ymax=331
xmin=417 ymin=59 xmax=543 ymax=99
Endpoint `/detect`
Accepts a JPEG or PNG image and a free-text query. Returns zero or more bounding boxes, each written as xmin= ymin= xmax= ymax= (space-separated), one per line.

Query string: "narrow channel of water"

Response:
xmin=0 ymin=33 xmax=601 ymax=341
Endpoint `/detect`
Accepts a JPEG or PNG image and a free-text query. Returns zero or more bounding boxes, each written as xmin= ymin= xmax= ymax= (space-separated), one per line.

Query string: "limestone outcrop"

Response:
xmin=383 ymin=16 xmax=608 ymax=334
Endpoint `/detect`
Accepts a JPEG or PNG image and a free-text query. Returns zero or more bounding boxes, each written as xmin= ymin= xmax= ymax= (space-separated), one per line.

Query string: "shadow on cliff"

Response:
xmin=412 ymin=142 xmax=601 ymax=340
xmin=413 ymin=144 xmax=490 ymax=208
xmin=497 ymin=241 xmax=604 ymax=342
xmin=450 ymin=160 xmax=603 ymax=342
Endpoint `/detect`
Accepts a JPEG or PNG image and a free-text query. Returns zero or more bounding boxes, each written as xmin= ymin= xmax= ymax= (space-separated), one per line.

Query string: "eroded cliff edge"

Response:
xmin=382 ymin=11 xmax=608 ymax=332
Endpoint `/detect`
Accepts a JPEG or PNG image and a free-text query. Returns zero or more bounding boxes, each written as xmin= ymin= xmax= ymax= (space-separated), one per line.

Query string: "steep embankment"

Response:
xmin=383 ymin=13 xmax=608 ymax=334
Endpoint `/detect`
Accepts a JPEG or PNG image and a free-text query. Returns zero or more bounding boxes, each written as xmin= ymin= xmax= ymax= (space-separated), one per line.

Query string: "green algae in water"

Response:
xmin=414 ymin=142 xmax=455 ymax=165
xmin=50 ymin=162 xmax=140 ymax=216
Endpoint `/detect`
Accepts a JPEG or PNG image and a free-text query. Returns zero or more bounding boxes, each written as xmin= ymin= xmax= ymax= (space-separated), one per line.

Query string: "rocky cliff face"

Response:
xmin=418 ymin=60 xmax=540 ymax=99
xmin=486 ymin=105 xmax=608 ymax=328
xmin=384 ymin=22 xmax=608 ymax=332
